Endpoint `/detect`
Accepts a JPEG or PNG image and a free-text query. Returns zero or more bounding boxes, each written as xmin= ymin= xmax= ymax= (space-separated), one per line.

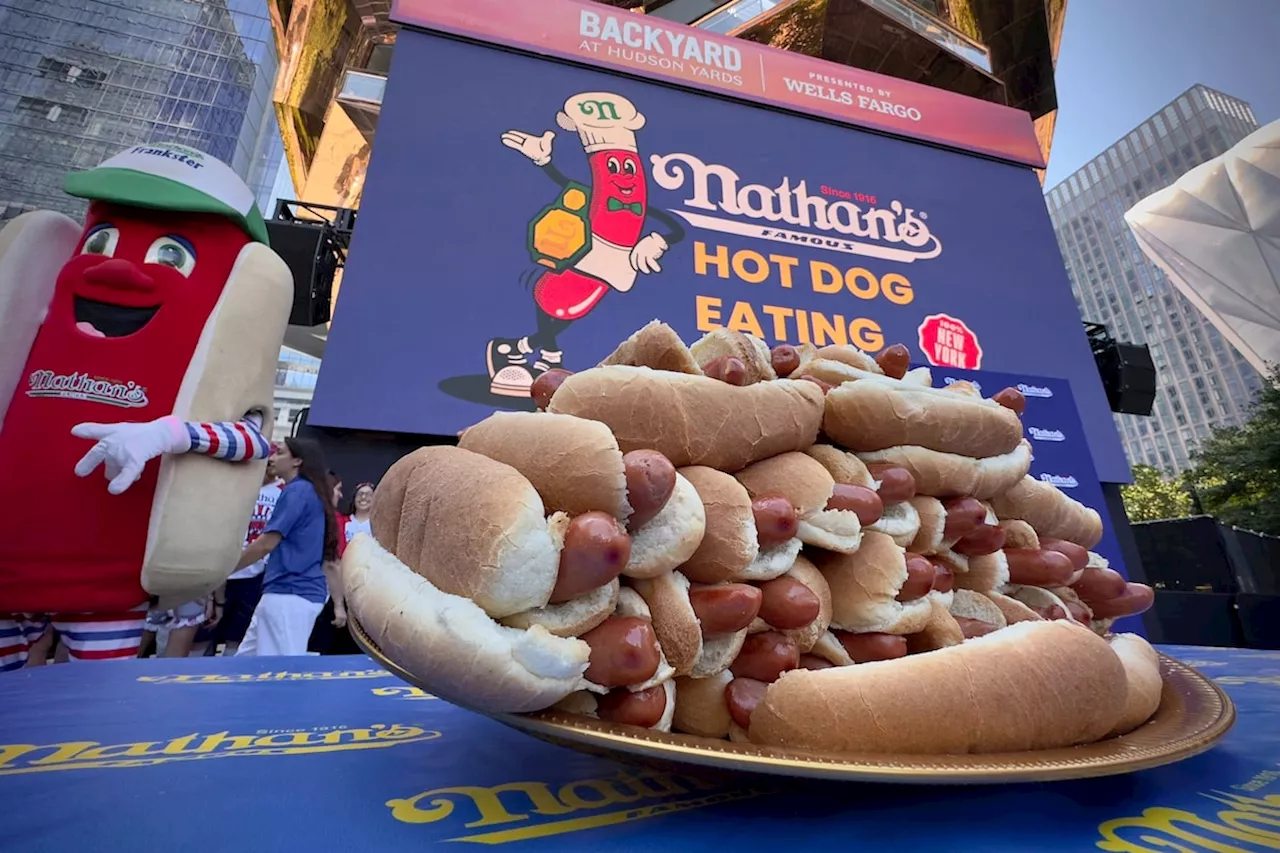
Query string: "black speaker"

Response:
xmin=1237 ymin=594 xmax=1280 ymax=650
xmin=1149 ymin=591 xmax=1245 ymax=647
xmin=265 ymin=220 xmax=334 ymax=327
xmin=1095 ymin=341 xmax=1156 ymax=415
xmin=1131 ymin=517 xmax=1239 ymax=593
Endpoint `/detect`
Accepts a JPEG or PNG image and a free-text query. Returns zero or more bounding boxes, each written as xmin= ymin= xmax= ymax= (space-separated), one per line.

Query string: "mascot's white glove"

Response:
xmin=500 ymin=129 xmax=555 ymax=167
xmin=630 ymin=233 xmax=668 ymax=274
xmin=73 ymin=415 xmax=191 ymax=495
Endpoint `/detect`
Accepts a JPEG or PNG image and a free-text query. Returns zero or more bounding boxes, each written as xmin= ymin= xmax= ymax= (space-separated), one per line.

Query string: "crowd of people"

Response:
xmin=33 ymin=438 xmax=376 ymax=663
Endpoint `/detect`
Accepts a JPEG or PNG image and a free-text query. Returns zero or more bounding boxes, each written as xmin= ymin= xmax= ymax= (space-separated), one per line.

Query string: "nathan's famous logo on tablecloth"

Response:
xmin=441 ymin=88 xmax=954 ymax=409
xmin=1096 ymin=767 xmax=1280 ymax=852
xmin=386 ymin=767 xmax=768 ymax=844
xmin=372 ymin=686 xmax=438 ymax=701
xmin=136 ymin=669 xmax=393 ymax=684
xmin=0 ymin=723 xmax=439 ymax=776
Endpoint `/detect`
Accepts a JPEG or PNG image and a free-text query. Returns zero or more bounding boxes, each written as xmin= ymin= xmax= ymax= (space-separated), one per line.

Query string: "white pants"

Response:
xmin=236 ymin=593 xmax=323 ymax=657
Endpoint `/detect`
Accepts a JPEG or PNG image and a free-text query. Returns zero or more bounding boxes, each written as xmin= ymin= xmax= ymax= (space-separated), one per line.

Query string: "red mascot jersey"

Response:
xmin=0 ymin=203 xmax=248 ymax=614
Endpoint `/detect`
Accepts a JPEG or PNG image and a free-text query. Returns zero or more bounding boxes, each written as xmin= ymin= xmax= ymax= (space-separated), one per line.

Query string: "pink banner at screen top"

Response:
xmin=390 ymin=0 xmax=1045 ymax=168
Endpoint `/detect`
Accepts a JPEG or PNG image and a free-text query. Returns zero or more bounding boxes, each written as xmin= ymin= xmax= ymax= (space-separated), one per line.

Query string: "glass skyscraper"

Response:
xmin=0 ymin=0 xmax=279 ymax=222
xmin=1045 ymin=85 xmax=1266 ymax=475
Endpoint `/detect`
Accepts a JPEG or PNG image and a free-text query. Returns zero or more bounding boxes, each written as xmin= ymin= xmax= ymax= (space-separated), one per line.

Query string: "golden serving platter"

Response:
xmin=350 ymin=616 xmax=1235 ymax=784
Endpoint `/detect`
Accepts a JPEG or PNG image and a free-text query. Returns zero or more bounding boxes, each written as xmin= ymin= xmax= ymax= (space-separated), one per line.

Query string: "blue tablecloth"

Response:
xmin=3 ymin=646 xmax=1279 ymax=852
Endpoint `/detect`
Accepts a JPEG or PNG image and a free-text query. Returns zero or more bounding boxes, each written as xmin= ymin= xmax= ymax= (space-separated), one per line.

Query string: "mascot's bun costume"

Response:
xmin=0 ymin=142 xmax=293 ymax=668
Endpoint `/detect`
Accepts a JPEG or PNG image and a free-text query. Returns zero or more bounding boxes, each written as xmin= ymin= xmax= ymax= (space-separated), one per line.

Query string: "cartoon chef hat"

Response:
xmin=556 ymin=92 xmax=646 ymax=154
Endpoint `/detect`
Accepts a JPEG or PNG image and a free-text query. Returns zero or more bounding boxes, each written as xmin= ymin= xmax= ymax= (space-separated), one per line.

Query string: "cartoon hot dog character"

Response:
xmin=488 ymin=92 xmax=685 ymax=398
xmin=0 ymin=143 xmax=292 ymax=668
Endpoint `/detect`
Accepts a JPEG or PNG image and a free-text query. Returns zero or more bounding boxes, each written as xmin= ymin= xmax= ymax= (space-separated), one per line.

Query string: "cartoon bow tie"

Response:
xmin=607 ymin=198 xmax=642 ymax=215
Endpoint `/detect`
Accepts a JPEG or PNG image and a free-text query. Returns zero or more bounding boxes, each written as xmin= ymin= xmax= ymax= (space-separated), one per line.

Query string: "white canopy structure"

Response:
xmin=1125 ymin=120 xmax=1280 ymax=375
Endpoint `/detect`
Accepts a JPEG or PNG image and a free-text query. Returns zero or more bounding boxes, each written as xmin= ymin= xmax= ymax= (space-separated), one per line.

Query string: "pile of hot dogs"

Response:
xmin=343 ymin=321 xmax=1162 ymax=755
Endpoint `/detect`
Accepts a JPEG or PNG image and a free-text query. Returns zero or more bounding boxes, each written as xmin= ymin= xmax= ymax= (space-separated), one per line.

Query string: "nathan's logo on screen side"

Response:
xmin=1028 ymin=427 xmax=1066 ymax=442
xmin=1039 ymin=473 xmax=1079 ymax=488
xmin=387 ymin=768 xmax=769 ymax=844
xmin=649 ymin=152 xmax=941 ymax=264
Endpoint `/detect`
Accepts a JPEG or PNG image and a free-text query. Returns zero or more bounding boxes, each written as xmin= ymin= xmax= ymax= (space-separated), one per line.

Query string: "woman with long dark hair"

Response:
xmin=233 ymin=437 xmax=338 ymax=656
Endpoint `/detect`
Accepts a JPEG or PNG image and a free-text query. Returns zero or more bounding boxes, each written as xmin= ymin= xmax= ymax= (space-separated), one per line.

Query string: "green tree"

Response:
xmin=1122 ymin=463 xmax=1193 ymax=522
xmin=1184 ymin=367 xmax=1280 ymax=535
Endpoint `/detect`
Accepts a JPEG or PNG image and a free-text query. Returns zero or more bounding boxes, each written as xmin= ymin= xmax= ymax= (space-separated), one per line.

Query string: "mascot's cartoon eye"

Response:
xmin=622 ymin=159 xmax=637 ymax=176
xmin=145 ymin=236 xmax=197 ymax=277
xmin=81 ymin=225 xmax=119 ymax=257
xmin=606 ymin=156 xmax=621 ymax=173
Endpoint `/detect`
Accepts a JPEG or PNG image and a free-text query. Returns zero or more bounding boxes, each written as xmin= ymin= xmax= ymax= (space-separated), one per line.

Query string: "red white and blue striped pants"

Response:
xmin=0 ymin=605 xmax=148 ymax=671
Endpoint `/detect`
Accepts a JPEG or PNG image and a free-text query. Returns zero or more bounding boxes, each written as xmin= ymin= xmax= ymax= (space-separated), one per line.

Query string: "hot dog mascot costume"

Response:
xmin=490 ymin=92 xmax=685 ymax=397
xmin=0 ymin=142 xmax=292 ymax=669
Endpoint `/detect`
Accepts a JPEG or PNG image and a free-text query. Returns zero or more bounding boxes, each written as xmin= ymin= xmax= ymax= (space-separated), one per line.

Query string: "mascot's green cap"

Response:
xmin=63 ymin=142 xmax=270 ymax=246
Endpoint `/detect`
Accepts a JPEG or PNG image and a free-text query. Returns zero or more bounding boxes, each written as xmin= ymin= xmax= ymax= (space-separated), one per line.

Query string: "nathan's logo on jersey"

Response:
xmin=1039 ymin=473 xmax=1079 ymax=488
xmin=387 ymin=768 xmax=770 ymax=844
xmin=1028 ymin=427 xmax=1065 ymax=442
xmin=649 ymin=152 xmax=941 ymax=264
xmin=0 ymin=723 xmax=438 ymax=775
xmin=1017 ymin=383 xmax=1053 ymax=398
xmin=26 ymin=369 xmax=148 ymax=408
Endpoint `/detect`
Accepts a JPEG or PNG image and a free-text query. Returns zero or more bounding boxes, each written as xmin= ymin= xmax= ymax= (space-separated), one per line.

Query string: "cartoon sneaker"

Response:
xmin=531 ymin=348 xmax=564 ymax=379
xmin=487 ymin=337 xmax=535 ymax=397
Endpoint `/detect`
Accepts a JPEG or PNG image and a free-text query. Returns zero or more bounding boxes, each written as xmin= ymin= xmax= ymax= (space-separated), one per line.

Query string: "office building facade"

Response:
xmin=1045 ymin=85 xmax=1266 ymax=475
xmin=0 ymin=0 xmax=279 ymax=221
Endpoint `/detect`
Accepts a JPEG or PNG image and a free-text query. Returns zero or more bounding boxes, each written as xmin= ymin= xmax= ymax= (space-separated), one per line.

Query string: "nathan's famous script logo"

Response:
xmin=27 ymin=369 xmax=148 ymax=408
xmin=1040 ymin=473 xmax=1079 ymax=488
xmin=1096 ymin=769 xmax=1280 ymax=852
xmin=1018 ymin=383 xmax=1053 ymax=399
xmin=138 ymin=669 xmax=394 ymax=684
xmin=0 ymin=723 xmax=439 ymax=776
xmin=1028 ymin=427 xmax=1066 ymax=442
xmin=649 ymin=152 xmax=941 ymax=264
xmin=387 ymin=768 xmax=769 ymax=844
xmin=372 ymin=686 xmax=438 ymax=701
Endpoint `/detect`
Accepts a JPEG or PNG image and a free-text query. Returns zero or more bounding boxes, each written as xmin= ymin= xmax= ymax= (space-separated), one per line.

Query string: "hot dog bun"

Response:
xmin=812 ymin=531 xmax=932 ymax=635
xmin=0 ymin=210 xmax=81 ymax=431
xmin=906 ymin=598 xmax=965 ymax=654
xmin=948 ymin=588 xmax=1008 ymax=630
xmin=991 ymin=476 xmax=1104 ymax=549
xmin=599 ymin=319 xmax=703 ymax=375
xmin=679 ymin=466 xmax=758 ymax=583
xmin=824 ymin=380 xmax=1024 ymax=457
xmin=672 ymin=670 xmax=734 ymax=738
xmin=736 ymin=450 xmax=869 ymax=554
xmin=622 ymin=472 xmax=706 ymax=578
xmin=856 ymin=441 xmax=1032 ymax=499
xmin=547 ymin=365 xmax=824 ymax=472
xmin=1107 ymin=633 xmax=1162 ymax=736
xmin=777 ymin=556 xmax=832 ymax=654
xmin=984 ymin=591 xmax=1043 ymax=624
xmin=501 ymin=578 xmax=620 ymax=638
xmin=458 ymin=411 xmax=631 ymax=521
xmin=632 ymin=570 xmax=750 ymax=678
xmin=343 ymin=533 xmax=593 ymax=713
xmin=144 ymin=240 xmax=292 ymax=602
xmin=869 ymin=501 xmax=921 ymax=549
xmin=368 ymin=446 xmax=563 ymax=619
xmin=690 ymin=328 xmax=777 ymax=384
xmin=749 ymin=621 xmax=1127 ymax=753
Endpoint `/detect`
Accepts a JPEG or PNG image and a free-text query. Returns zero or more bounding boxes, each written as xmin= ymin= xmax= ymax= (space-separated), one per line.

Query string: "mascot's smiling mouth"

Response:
xmin=73 ymin=296 xmax=159 ymax=338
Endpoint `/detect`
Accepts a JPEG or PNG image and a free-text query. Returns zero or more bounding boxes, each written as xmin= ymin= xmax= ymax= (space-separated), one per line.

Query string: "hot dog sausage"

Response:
xmin=771 ymin=344 xmax=801 ymax=377
xmin=581 ymin=616 xmax=662 ymax=687
xmin=1065 ymin=599 xmax=1092 ymax=623
xmin=1040 ymin=537 xmax=1089 ymax=571
xmin=992 ymin=386 xmax=1026 ymax=415
xmin=596 ymin=685 xmax=667 ymax=728
xmin=1030 ymin=603 xmax=1068 ymax=621
xmin=874 ymin=343 xmax=911 ymax=380
xmin=1004 ymin=548 xmax=1075 ymax=588
xmin=703 ymin=355 xmax=748 ymax=386
xmin=825 ymin=483 xmax=883 ymax=526
xmin=942 ymin=497 xmax=987 ymax=540
xmin=865 ymin=463 xmax=916 ymax=503
xmin=1071 ymin=566 xmax=1127 ymax=602
xmin=757 ymin=576 xmax=821 ymax=629
xmin=730 ymin=631 xmax=799 ymax=683
xmin=953 ymin=617 xmax=999 ymax=639
xmin=530 ymin=368 xmax=573 ymax=411
xmin=752 ymin=496 xmax=799 ymax=548
xmin=688 ymin=583 xmax=763 ymax=636
xmin=896 ymin=553 xmax=936 ymax=602
xmin=622 ymin=450 xmax=676 ymax=531
xmin=835 ymin=631 xmax=907 ymax=663
xmin=725 ymin=677 xmax=768 ymax=729
xmin=798 ymin=654 xmax=835 ymax=670
xmin=1088 ymin=583 xmax=1155 ymax=619
xmin=930 ymin=560 xmax=955 ymax=593
xmin=549 ymin=512 xmax=632 ymax=603
xmin=799 ymin=375 xmax=834 ymax=394
xmin=952 ymin=524 xmax=1007 ymax=557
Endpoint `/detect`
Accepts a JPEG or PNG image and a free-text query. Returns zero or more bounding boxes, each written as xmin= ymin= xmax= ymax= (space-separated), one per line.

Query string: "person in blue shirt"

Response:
xmin=232 ymin=437 xmax=338 ymax=656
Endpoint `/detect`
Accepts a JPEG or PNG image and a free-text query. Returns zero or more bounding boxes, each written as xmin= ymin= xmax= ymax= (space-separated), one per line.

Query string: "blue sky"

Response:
xmin=1043 ymin=0 xmax=1280 ymax=188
